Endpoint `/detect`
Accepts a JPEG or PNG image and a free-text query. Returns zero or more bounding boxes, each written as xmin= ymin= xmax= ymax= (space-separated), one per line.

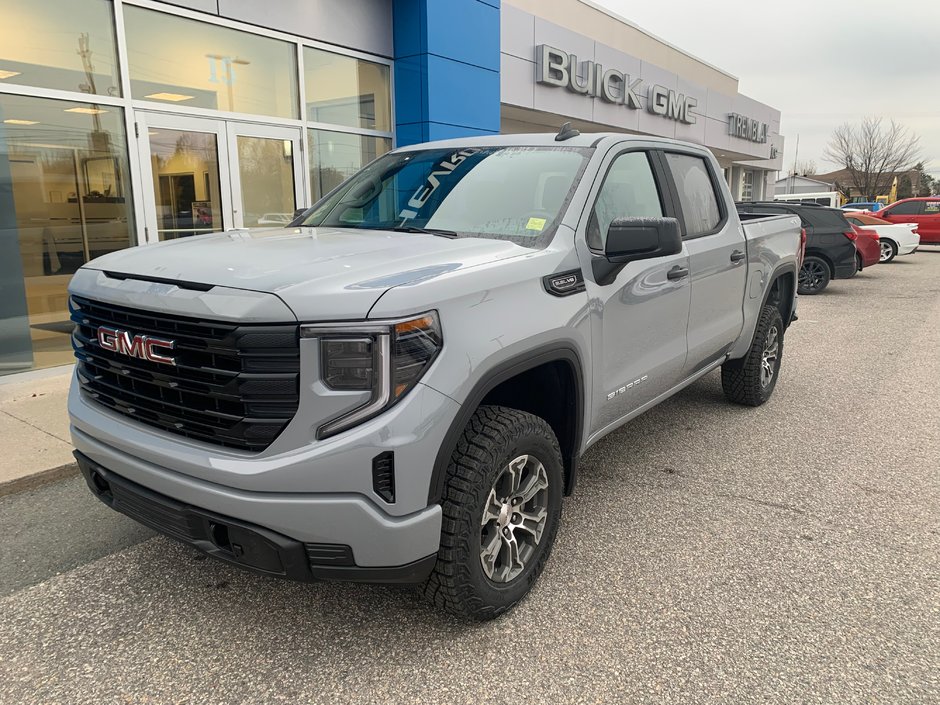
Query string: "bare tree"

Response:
xmin=793 ymin=159 xmax=817 ymax=176
xmin=823 ymin=117 xmax=921 ymax=200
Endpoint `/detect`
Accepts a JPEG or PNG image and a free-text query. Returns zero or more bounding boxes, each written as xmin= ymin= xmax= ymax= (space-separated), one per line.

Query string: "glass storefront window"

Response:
xmin=0 ymin=0 xmax=121 ymax=97
xmin=124 ymin=6 xmax=298 ymax=119
xmin=304 ymin=48 xmax=391 ymax=132
xmin=0 ymin=94 xmax=135 ymax=375
xmin=308 ymin=129 xmax=391 ymax=201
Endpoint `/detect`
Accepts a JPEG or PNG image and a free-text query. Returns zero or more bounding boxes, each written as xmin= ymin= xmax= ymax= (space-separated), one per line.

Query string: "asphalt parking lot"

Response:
xmin=1 ymin=251 xmax=938 ymax=705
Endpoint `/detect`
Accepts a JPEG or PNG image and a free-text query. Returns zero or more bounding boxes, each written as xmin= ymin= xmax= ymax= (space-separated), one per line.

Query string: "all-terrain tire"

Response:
xmin=422 ymin=405 xmax=563 ymax=620
xmin=721 ymin=304 xmax=784 ymax=407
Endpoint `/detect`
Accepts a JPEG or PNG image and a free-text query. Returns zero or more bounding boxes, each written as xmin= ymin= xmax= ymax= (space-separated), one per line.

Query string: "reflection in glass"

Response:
xmin=124 ymin=6 xmax=298 ymax=119
xmin=0 ymin=94 xmax=135 ymax=375
xmin=0 ymin=0 xmax=121 ymax=96
xmin=148 ymin=129 xmax=223 ymax=240
xmin=308 ymin=130 xmax=391 ymax=201
xmin=304 ymin=48 xmax=391 ymax=131
xmin=237 ymin=136 xmax=296 ymax=228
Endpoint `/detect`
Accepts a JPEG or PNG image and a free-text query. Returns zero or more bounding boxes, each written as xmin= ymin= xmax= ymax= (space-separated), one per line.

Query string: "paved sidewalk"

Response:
xmin=0 ymin=366 xmax=76 ymax=496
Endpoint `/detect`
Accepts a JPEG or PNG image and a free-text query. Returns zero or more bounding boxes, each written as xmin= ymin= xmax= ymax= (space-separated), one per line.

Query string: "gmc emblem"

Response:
xmin=96 ymin=326 xmax=176 ymax=366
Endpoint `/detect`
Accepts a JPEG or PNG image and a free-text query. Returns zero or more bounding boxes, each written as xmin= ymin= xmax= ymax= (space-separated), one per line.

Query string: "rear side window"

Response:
xmin=587 ymin=151 xmax=664 ymax=250
xmin=888 ymin=201 xmax=924 ymax=216
xmin=804 ymin=208 xmax=850 ymax=230
xmin=924 ymin=201 xmax=940 ymax=214
xmin=665 ymin=153 xmax=721 ymax=237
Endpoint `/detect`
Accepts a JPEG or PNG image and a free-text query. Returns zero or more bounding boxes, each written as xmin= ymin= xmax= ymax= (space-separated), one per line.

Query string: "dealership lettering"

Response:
xmin=536 ymin=44 xmax=698 ymax=124
xmin=727 ymin=113 xmax=768 ymax=143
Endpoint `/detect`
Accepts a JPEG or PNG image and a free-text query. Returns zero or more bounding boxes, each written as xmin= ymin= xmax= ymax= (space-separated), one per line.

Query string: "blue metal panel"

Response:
xmin=425 ymin=54 xmax=500 ymax=128
xmin=425 ymin=122 xmax=501 ymax=142
xmin=393 ymin=0 xmax=500 ymax=146
xmin=424 ymin=1 xmax=500 ymax=72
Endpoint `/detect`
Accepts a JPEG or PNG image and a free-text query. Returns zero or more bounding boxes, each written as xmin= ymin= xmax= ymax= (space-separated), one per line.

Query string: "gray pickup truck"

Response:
xmin=68 ymin=130 xmax=801 ymax=619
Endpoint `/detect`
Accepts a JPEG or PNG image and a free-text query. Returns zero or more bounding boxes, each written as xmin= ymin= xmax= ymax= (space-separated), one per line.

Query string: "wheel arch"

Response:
xmin=763 ymin=264 xmax=797 ymax=327
xmin=427 ymin=345 xmax=585 ymax=505
xmin=802 ymin=249 xmax=835 ymax=277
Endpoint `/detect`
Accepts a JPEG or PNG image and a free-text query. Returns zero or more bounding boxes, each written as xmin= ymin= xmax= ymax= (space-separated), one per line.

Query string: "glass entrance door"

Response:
xmin=137 ymin=113 xmax=304 ymax=241
xmin=228 ymin=123 xmax=304 ymax=229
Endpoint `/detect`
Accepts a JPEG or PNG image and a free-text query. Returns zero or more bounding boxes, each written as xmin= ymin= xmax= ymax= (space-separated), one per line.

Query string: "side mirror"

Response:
xmin=604 ymin=217 xmax=682 ymax=263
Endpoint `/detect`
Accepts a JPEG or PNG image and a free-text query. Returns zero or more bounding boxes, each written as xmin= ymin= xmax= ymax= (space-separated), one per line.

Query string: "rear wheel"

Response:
xmin=423 ymin=406 xmax=563 ymax=620
xmin=721 ymin=304 xmax=784 ymax=407
xmin=798 ymin=256 xmax=830 ymax=294
xmin=880 ymin=238 xmax=897 ymax=263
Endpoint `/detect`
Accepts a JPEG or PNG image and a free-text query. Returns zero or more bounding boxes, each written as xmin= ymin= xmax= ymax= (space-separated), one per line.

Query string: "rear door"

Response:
xmin=575 ymin=147 xmax=691 ymax=438
xmin=662 ymin=151 xmax=747 ymax=375
xmin=922 ymin=200 xmax=940 ymax=243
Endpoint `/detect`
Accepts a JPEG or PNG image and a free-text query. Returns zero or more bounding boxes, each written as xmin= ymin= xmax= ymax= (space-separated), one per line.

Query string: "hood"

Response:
xmin=83 ymin=227 xmax=529 ymax=320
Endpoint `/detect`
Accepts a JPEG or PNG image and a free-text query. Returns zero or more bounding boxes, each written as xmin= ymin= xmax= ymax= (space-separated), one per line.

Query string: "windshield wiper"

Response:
xmin=392 ymin=225 xmax=459 ymax=239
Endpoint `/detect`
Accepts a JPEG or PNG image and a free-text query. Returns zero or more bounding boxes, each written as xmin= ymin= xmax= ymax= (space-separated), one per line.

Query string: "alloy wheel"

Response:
xmin=480 ymin=454 xmax=549 ymax=583
xmin=760 ymin=325 xmax=779 ymax=388
xmin=880 ymin=241 xmax=893 ymax=262
xmin=799 ymin=260 xmax=826 ymax=292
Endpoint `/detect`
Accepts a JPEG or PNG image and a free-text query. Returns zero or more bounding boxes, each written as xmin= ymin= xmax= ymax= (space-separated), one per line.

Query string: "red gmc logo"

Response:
xmin=96 ymin=326 xmax=176 ymax=366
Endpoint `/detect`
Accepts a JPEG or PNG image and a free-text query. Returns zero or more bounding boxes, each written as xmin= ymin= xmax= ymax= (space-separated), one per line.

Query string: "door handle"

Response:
xmin=730 ymin=250 xmax=746 ymax=262
xmin=667 ymin=265 xmax=689 ymax=281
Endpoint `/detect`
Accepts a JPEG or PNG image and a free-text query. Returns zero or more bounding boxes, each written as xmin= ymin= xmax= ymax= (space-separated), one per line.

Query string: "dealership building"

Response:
xmin=0 ymin=0 xmax=784 ymax=377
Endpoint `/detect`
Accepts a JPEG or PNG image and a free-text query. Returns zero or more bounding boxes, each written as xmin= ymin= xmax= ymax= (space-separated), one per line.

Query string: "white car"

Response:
xmin=256 ymin=212 xmax=293 ymax=226
xmin=843 ymin=213 xmax=920 ymax=263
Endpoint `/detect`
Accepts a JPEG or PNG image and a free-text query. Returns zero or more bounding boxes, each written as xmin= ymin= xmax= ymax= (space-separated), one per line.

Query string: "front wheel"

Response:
xmin=798 ymin=256 xmax=831 ymax=295
xmin=880 ymin=239 xmax=897 ymax=263
xmin=423 ymin=406 xmax=563 ymax=620
xmin=721 ymin=304 xmax=784 ymax=407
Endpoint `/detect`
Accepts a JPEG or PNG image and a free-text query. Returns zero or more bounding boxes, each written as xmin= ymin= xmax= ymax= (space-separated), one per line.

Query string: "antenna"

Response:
xmin=555 ymin=122 xmax=580 ymax=142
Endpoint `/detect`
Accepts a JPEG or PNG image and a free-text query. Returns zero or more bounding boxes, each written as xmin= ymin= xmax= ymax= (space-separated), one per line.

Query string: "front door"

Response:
xmin=576 ymin=148 xmax=691 ymax=439
xmin=137 ymin=113 xmax=304 ymax=242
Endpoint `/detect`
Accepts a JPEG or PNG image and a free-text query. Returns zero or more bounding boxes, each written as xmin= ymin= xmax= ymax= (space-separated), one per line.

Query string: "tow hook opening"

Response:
xmin=90 ymin=470 xmax=112 ymax=499
xmin=209 ymin=522 xmax=243 ymax=558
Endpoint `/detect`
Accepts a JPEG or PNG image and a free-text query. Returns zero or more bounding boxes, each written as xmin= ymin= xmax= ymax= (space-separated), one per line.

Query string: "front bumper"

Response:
xmin=76 ymin=452 xmax=437 ymax=583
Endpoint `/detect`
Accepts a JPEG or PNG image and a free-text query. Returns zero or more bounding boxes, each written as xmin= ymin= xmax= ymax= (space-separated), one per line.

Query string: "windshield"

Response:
xmin=299 ymin=146 xmax=592 ymax=244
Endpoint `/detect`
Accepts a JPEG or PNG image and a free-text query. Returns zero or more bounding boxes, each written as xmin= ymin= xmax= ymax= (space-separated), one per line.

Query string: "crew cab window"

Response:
xmin=665 ymin=153 xmax=721 ymax=237
xmin=887 ymin=201 xmax=924 ymax=216
xmin=587 ymin=151 xmax=663 ymax=250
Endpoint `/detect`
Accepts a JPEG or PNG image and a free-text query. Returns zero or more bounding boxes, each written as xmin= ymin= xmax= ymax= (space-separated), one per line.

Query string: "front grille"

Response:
xmin=70 ymin=295 xmax=300 ymax=452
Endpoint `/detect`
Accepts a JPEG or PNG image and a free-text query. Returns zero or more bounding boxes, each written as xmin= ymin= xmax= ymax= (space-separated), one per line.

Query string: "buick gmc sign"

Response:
xmin=536 ymin=44 xmax=698 ymax=124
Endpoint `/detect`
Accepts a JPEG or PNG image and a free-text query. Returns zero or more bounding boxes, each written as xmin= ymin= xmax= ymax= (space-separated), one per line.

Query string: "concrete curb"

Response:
xmin=0 ymin=462 xmax=79 ymax=498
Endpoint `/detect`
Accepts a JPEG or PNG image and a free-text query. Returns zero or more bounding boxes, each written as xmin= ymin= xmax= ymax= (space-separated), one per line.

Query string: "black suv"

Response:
xmin=737 ymin=202 xmax=857 ymax=294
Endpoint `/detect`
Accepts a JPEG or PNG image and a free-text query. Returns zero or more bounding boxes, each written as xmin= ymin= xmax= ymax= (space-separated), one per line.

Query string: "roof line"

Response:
xmin=573 ymin=0 xmax=739 ymax=82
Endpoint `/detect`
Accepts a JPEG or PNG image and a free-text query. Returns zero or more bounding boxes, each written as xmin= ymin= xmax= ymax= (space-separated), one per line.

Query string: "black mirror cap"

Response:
xmin=289 ymin=207 xmax=309 ymax=226
xmin=604 ymin=217 xmax=682 ymax=264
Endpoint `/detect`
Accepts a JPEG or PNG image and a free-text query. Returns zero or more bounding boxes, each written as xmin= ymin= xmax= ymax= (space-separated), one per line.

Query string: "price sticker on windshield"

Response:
xmin=526 ymin=217 xmax=547 ymax=231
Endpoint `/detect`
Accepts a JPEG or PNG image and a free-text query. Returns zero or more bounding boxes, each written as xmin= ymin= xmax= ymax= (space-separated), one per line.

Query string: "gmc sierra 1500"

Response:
xmin=69 ymin=130 xmax=802 ymax=619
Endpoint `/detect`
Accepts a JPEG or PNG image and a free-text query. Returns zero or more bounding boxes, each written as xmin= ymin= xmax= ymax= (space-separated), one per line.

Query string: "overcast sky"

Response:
xmin=594 ymin=0 xmax=940 ymax=179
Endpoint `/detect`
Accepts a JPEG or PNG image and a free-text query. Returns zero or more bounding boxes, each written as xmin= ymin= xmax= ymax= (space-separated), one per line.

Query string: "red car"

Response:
xmin=849 ymin=224 xmax=880 ymax=270
xmin=874 ymin=197 xmax=940 ymax=245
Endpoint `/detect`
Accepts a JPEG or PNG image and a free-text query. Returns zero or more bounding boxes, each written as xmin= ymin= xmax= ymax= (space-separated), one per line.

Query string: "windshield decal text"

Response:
xmin=398 ymin=148 xmax=480 ymax=221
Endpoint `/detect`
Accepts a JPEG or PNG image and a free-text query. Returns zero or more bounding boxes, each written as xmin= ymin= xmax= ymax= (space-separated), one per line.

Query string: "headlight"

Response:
xmin=301 ymin=312 xmax=442 ymax=438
